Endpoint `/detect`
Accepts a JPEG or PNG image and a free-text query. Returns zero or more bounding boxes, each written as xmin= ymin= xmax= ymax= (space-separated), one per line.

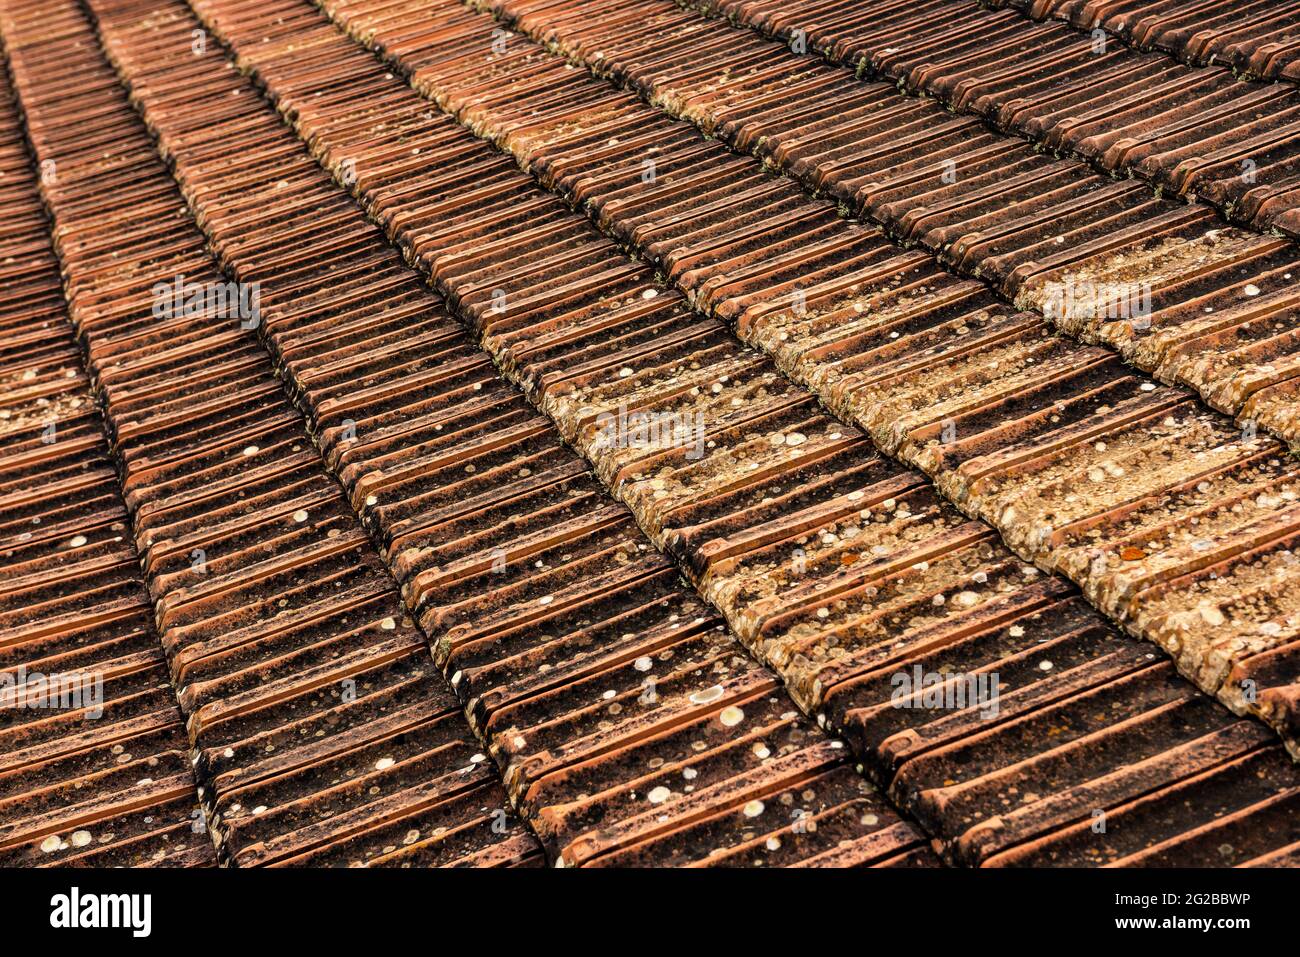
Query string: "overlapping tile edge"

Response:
xmin=50 ymin=0 xmax=948 ymax=868
xmin=81 ymin=0 xmax=1300 ymax=858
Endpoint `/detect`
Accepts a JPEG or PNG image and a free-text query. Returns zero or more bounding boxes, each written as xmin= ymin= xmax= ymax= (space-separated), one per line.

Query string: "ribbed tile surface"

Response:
xmin=72 ymin=0 xmax=938 ymax=867
xmin=476 ymin=0 xmax=1300 ymax=453
xmin=112 ymin=0 xmax=1300 ymax=865
xmin=0 ymin=55 xmax=213 ymax=867
xmin=268 ymin=0 xmax=1300 ymax=763
xmin=637 ymin=0 xmax=1300 ymax=238
xmin=0 ymin=0 xmax=542 ymax=867
xmin=4 ymin=0 xmax=1296 ymax=866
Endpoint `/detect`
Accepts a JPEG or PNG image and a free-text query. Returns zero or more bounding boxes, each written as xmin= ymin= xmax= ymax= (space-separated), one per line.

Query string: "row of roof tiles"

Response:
xmin=8 ymin=0 xmax=938 ymax=867
xmin=100 ymin=0 xmax=940 ymax=866
xmin=298 ymin=0 xmax=1300 ymax=762
xmin=625 ymin=0 xmax=1300 ymax=238
xmin=482 ymin=0 xmax=1300 ymax=450
xmin=704 ymin=0 xmax=1300 ymax=84
xmin=154 ymin=0 xmax=1300 ymax=863
xmin=5 ymin=0 xmax=1298 ymax=866
xmin=987 ymin=0 xmax=1300 ymax=81
xmin=0 ymin=0 xmax=542 ymax=867
xmin=0 ymin=62 xmax=215 ymax=867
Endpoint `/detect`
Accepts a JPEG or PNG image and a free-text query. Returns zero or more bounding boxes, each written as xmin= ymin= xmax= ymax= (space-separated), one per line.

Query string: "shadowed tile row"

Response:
xmin=274 ymin=0 xmax=1300 ymax=765
xmin=48 ymin=0 xmax=942 ymax=867
xmin=474 ymin=0 xmax=1300 ymax=452
xmin=0 ymin=0 xmax=549 ymax=867
xmin=106 ymin=0 xmax=1300 ymax=864
xmin=0 ymin=60 xmax=215 ymax=867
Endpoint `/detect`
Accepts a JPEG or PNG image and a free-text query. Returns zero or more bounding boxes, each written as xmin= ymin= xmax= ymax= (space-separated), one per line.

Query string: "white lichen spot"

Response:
xmin=1199 ymin=604 xmax=1226 ymax=626
xmin=690 ymin=685 xmax=724 ymax=705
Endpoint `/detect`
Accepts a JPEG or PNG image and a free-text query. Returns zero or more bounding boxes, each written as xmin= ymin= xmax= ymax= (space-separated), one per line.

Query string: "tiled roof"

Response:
xmin=1 ymin=0 xmax=1297 ymax=867
xmin=0 ymin=63 xmax=214 ymax=867
xmin=996 ymin=0 xmax=1300 ymax=80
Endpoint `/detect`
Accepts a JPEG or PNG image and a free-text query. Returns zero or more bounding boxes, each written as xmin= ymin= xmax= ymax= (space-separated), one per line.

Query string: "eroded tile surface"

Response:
xmin=8 ymin=0 xmax=939 ymax=867
xmin=96 ymin=0 xmax=1300 ymax=864
xmin=2 ymin=0 xmax=1298 ymax=867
